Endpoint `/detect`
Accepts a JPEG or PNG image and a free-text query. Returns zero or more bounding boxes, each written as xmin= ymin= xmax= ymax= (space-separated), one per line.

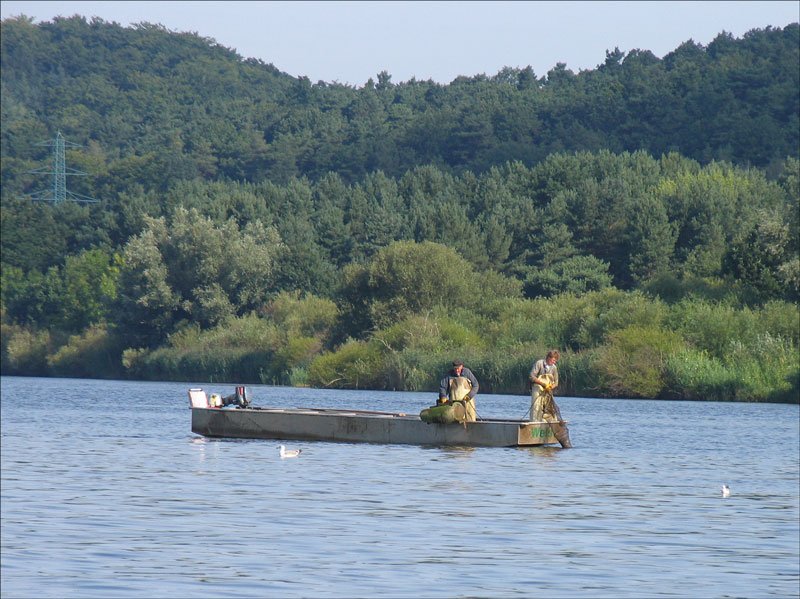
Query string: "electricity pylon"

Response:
xmin=26 ymin=131 xmax=99 ymax=204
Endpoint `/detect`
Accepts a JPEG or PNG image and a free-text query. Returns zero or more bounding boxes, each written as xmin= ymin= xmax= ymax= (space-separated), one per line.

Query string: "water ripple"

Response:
xmin=2 ymin=377 xmax=798 ymax=598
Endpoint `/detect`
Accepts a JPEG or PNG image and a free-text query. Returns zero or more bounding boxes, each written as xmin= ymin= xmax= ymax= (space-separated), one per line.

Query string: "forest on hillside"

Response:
xmin=1 ymin=16 xmax=798 ymax=402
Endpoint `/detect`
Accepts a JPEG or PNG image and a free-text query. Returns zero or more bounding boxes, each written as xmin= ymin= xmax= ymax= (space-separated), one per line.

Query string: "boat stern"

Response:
xmin=517 ymin=421 xmax=569 ymax=447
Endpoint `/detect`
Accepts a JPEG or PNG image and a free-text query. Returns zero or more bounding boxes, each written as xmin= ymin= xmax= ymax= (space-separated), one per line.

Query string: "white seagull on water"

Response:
xmin=721 ymin=484 xmax=731 ymax=498
xmin=279 ymin=445 xmax=302 ymax=459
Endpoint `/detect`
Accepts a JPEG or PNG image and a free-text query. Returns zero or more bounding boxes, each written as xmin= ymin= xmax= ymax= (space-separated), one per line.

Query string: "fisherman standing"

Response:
xmin=528 ymin=349 xmax=571 ymax=447
xmin=529 ymin=350 xmax=560 ymax=421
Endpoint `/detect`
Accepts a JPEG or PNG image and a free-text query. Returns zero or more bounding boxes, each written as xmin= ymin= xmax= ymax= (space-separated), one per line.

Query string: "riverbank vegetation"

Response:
xmin=1 ymin=17 xmax=798 ymax=402
xmin=3 ymin=275 xmax=798 ymax=402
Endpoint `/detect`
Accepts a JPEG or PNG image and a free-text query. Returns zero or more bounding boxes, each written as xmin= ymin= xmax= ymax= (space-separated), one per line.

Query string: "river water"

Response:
xmin=1 ymin=376 xmax=798 ymax=598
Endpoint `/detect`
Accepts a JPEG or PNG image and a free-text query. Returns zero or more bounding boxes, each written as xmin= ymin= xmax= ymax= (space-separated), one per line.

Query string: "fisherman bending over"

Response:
xmin=439 ymin=359 xmax=479 ymax=422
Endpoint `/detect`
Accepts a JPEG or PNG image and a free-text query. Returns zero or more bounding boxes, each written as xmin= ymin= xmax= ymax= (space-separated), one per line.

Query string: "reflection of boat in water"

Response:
xmin=189 ymin=388 xmax=571 ymax=448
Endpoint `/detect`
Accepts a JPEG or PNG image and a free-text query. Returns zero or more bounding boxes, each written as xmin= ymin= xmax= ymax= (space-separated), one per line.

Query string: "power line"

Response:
xmin=25 ymin=131 xmax=100 ymax=204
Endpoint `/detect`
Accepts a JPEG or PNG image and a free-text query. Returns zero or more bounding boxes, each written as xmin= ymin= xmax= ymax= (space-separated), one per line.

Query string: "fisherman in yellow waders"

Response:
xmin=529 ymin=350 xmax=561 ymax=421
xmin=529 ymin=349 xmax=572 ymax=447
xmin=438 ymin=359 xmax=479 ymax=422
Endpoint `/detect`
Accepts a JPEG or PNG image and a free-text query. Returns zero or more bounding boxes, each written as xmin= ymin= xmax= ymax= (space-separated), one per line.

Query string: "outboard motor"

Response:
xmin=222 ymin=385 xmax=250 ymax=408
xmin=235 ymin=385 xmax=249 ymax=407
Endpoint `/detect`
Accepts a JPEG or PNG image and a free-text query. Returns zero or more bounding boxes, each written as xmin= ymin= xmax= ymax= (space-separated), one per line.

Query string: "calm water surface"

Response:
xmin=1 ymin=376 xmax=798 ymax=598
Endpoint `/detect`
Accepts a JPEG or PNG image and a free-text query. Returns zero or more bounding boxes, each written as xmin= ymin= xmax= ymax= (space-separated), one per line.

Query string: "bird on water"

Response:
xmin=722 ymin=484 xmax=731 ymax=498
xmin=279 ymin=445 xmax=302 ymax=458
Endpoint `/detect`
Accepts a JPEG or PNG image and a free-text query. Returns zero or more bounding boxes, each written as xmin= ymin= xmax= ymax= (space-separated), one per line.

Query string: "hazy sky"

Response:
xmin=2 ymin=1 xmax=798 ymax=86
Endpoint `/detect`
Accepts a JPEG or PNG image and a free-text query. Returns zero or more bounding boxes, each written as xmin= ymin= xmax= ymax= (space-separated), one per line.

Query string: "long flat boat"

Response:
xmin=189 ymin=388 xmax=571 ymax=448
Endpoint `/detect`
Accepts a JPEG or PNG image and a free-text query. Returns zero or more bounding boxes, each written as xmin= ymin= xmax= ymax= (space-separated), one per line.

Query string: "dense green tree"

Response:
xmin=624 ymin=192 xmax=676 ymax=284
xmin=58 ymin=248 xmax=119 ymax=331
xmin=310 ymin=172 xmax=355 ymax=268
xmin=114 ymin=225 xmax=180 ymax=347
xmin=115 ymin=208 xmax=281 ymax=346
xmin=524 ymin=255 xmax=613 ymax=298
xmin=273 ymin=212 xmax=338 ymax=296
xmin=337 ymin=240 xmax=520 ymax=337
xmin=723 ymin=175 xmax=799 ymax=303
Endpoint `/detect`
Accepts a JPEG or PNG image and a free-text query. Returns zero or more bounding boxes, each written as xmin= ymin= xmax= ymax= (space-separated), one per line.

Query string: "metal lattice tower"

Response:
xmin=26 ymin=131 xmax=99 ymax=204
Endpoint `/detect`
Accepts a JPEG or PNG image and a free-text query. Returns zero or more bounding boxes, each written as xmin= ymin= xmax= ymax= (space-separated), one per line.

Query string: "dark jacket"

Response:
xmin=439 ymin=366 xmax=479 ymax=400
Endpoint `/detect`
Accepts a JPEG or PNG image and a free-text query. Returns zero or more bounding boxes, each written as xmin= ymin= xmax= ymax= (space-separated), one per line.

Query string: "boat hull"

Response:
xmin=191 ymin=407 xmax=565 ymax=447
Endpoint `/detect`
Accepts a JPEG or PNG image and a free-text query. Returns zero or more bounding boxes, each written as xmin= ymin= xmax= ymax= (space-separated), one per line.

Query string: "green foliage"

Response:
xmin=722 ymin=163 xmax=800 ymax=302
xmin=758 ymin=301 xmax=800 ymax=346
xmin=625 ymin=192 xmax=676 ymax=283
xmin=376 ymin=345 xmax=444 ymax=392
xmin=523 ymin=255 xmax=612 ymax=297
xmin=664 ymin=331 xmax=799 ymax=403
xmin=591 ymin=325 xmax=685 ymax=398
xmin=725 ymin=333 xmax=798 ymax=401
xmin=356 ymin=313 xmax=485 ymax=391
xmin=307 ymin=339 xmax=383 ymax=389
xmin=555 ymin=349 xmax=598 ymax=397
xmin=669 ymin=299 xmax=760 ymax=359
xmin=131 ymin=343 xmax=272 ymax=384
xmin=485 ymin=290 xmax=670 ymax=353
xmin=273 ymin=336 xmax=321 ymax=386
xmin=642 ymin=273 xmax=738 ymax=304
xmin=118 ymin=299 xmax=339 ymax=385
xmin=47 ymin=324 xmax=125 ymax=378
xmin=367 ymin=241 xmax=470 ymax=323
xmin=376 ymin=315 xmax=449 ymax=353
xmin=573 ymin=289 xmax=670 ymax=349
xmin=657 ymin=299 xmax=798 ymax=401
xmin=262 ymin=291 xmax=338 ymax=338
xmin=0 ymin=264 xmax=62 ymax=327
xmin=1 ymin=17 xmax=798 ymax=402
xmin=479 ymin=296 xmax=567 ymax=351
xmin=467 ymin=346 xmax=536 ymax=395
xmin=664 ymin=348 xmax=740 ymax=401
xmin=115 ymin=226 xmax=181 ymax=347
xmin=338 ymin=240 xmax=519 ymax=337
xmin=122 ymin=314 xmax=281 ymax=383
xmin=114 ymin=207 xmax=281 ymax=346
xmin=1 ymin=323 xmax=52 ymax=375
xmin=59 ymin=249 xmax=119 ymax=331
xmin=0 ymin=249 xmax=118 ymax=333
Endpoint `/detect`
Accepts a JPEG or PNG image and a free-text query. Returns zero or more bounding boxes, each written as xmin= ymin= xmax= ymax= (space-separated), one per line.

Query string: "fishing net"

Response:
xmin=532 ymin=373 xmax=559 ymax=420
xmin=420 ymin=376 xmax=476 ymax=423
xmin=531 ymin=373 xmax=572 ymax=448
